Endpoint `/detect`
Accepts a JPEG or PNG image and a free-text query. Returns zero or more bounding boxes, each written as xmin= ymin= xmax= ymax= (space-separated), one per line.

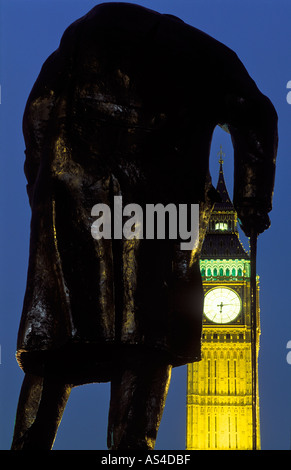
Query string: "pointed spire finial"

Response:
xmin=218 ymin=145 xmax=225 ymax=166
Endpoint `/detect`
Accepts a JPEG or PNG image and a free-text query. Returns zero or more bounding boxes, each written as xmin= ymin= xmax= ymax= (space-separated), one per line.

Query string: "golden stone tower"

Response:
xmin=186 ymin=150 xmax=260 ymax=450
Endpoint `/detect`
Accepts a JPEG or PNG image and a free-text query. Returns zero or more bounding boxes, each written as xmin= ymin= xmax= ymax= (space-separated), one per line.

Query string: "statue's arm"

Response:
xmin=219 ymin=57 xmax=278 ymax=236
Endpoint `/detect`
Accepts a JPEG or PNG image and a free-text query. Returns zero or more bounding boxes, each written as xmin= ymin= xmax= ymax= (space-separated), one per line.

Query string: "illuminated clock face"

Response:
xmin=204 ymin=287 xmax=241 ymax=324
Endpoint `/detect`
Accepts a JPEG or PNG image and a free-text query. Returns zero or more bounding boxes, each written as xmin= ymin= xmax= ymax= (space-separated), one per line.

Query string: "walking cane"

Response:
xmin=250 ymin=228 xmax=258 ymax=450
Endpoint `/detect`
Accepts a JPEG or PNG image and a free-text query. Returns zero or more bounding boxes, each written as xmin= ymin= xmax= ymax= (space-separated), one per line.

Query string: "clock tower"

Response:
xmin=186 ymin=148 xmax=260 ymax=450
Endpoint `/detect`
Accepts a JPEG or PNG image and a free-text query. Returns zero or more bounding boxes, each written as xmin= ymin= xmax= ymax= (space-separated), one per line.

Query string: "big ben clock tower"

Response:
xmin=186 ymin=149 xmax=260 ymax=450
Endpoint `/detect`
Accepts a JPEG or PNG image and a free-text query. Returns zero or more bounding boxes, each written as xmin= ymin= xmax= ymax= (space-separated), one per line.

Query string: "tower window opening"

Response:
xmin=235 ymin=416 xmax=238 ymax=449
xmin=207 ymin=360 xmax=211 ymax=394
xmin=214 ymin=360 xmax=217 ymax=394
xmin=215 ymin=222 xmax=228 ymax=231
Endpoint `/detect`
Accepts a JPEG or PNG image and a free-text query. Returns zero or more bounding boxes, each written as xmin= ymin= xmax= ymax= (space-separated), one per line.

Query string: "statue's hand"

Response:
xmin=236 ymin=204 xmax=271 ymax=237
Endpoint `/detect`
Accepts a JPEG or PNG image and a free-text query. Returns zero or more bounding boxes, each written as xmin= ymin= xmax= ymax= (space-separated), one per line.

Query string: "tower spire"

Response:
xmin=200 ymin=147 xmax=248 ymax=258
xmin=218 ymin=145 xmax=225 ymax=166
xmin=215 ymin=146 xmax=231 ymax=205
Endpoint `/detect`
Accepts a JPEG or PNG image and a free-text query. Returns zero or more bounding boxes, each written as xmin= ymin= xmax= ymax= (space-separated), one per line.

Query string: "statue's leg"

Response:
xmin=107 ymin=355 xmax=172 ymax=450
xmin=11 ymin=373 xmax=43 ymax=449
xmin=11 ymin=373 xmax=72 ymax=450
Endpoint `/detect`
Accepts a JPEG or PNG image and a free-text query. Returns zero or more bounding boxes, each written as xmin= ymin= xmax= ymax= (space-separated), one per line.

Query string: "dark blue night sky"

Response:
xmin=1 ymin=0 xmax=291 ymax=450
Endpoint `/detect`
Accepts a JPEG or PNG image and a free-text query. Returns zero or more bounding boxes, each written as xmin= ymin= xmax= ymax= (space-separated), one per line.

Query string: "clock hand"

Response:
xmin=217 ymin=302 xmax=232 ymax=314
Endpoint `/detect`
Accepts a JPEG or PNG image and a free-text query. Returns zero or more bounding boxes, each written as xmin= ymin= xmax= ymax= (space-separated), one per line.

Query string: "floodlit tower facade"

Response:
xmin=186 ymin=150 xmax=260 ymax=450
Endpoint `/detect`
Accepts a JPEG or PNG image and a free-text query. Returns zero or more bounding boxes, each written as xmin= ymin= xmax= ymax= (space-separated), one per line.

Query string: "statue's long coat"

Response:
xmin=16 ymin=3 xmax=277 ymax=384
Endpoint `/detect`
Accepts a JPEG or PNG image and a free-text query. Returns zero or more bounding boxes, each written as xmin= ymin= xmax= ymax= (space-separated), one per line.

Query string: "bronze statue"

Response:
xmin=11 ymin=3 xmax=278 ymax=450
